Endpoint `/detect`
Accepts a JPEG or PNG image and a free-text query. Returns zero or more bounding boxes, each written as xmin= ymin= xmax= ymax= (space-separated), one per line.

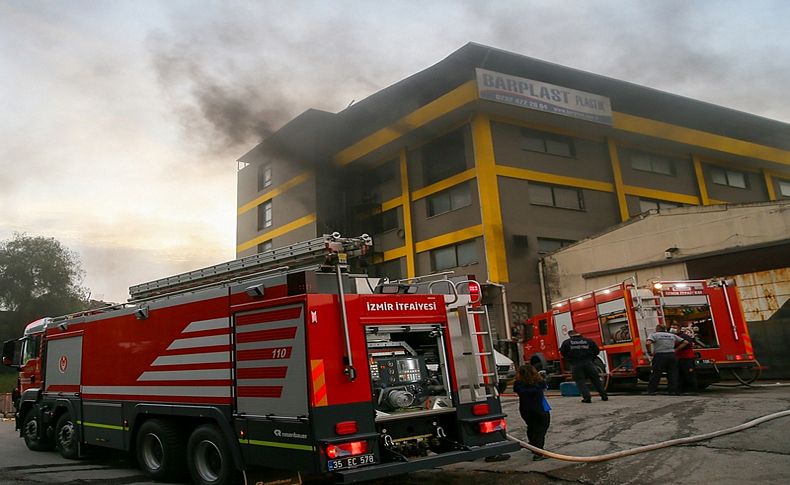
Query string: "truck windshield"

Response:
xmin=20 ymin=336 xmax=40 ymax=365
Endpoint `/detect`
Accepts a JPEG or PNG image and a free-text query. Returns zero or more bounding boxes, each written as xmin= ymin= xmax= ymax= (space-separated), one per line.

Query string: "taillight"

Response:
xmin=638 ymin=358 xmax=649 ymax=365
xmin=335 ymin=421 xmax=358 ymax=435
xmin=735 ymin=354 xmax=743 ymax=361
xmin=472 ymin=403 xmax=490 ymax=416
xmin=478 ymin=419 xmax=506 ymax=434
xmin=326 ymin=441 xmax=368 ymax=459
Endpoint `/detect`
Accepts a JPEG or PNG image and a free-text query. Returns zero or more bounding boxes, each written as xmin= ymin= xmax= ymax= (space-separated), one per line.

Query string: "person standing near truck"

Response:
xmin=646 ymin=324 xmax=684 ymax=395
xmin=513 ymin=364 xmax=551 ymax=461
xmin=559 ymin=330 xmax=608 ymax=403
xmin=670 ymin=323 xmax=697 ymax=393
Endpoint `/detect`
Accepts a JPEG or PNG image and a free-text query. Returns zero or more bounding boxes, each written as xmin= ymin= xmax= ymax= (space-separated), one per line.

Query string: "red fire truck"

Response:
xmin=2 ymin=234 xmax=517 ymax=484
xmin=522 ymin=279 xmax=759 ymax=390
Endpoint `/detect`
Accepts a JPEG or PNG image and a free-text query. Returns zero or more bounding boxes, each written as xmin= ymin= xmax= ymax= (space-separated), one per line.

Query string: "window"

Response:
xmin=374 ymin=159 xmax=398 ymax=185
xmin=375 ymin=258 xmax=402 ymax=280
xmin=710 ymin=167 xmax=747 ymax=188
xmin=422 ymin=129 xmax=467 ymax=185
xmin=427 ymin=183 xmax=472 ymax=216
xmin=257 ymin=163 xmax=272 ymax=190
xmin=257 ymin=240 xmax=273 ymax=253
xmin=376 ymin=208 xmax=399 ymax=233
xmin=257 ymin=200 xmax=272 ymax=230
xmin=511 ymin=302 xmax=531 ymax=323
xmin=779 ymin=180 xmax=790 ymax=198
xmin=630 ymin=153 xmax=675 ymax=176
xmin=537 ymin=237 xmax=575 ymax=253
xmin=521 ymin=129 xmax=575 ymax=157
xmin=529 ymin=183 xmax=584 ymax=210
xmin=512 ymin=234 xmax=529 ymax=250
xmin=431 ymin=240 xmax=478 ymax=271
xmin=639 ymin=198 xmax=681 ymax=213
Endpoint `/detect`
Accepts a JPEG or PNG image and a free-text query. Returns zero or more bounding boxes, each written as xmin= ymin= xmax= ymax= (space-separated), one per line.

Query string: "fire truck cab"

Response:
xmin=523 ymin=279 xmax=758 ymax=390
xmin=2 ymin=234 xmax=517 ymax=484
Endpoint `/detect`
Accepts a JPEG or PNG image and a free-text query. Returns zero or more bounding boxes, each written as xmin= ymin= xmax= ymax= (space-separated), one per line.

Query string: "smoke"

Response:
xmin=148 ymin=29 xmax=293 ymax=156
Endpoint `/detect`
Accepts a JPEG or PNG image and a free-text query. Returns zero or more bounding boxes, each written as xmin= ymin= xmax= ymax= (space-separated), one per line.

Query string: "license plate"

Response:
xmin=327 ymin=453 xmax=376 ymax=471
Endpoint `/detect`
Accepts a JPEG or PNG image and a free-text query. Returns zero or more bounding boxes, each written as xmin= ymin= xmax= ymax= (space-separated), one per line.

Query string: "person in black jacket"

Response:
xmin=559 ymin=329 xmax=608 ymax=403
xmin=513 ymin=364 xmax=551 ymax=461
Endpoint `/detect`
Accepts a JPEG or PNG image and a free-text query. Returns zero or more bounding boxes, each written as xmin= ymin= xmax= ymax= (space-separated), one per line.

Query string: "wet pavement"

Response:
xmin=1 ymin=384 xmax=788 ymax=484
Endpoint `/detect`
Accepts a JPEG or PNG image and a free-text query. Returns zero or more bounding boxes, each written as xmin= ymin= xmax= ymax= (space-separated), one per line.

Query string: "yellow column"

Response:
xmin=692 ymin=155 xmax=711 ymax=205
xmin=762 ymin=169 xmax=777 ymax=201
xmin=471 ymin=114 xmax=509 ymax=283
xmin=399 ymin=148 xmax=416 ymax=278
xmin=606 ymin=138 xmax=630 ymax=222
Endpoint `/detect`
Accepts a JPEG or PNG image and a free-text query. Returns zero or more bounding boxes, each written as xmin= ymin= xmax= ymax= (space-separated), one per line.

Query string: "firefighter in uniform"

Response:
xmin=646 ymin=324 xmax=684 ymax=395
xmin=559 ymin=330 xmax=608 ymax=403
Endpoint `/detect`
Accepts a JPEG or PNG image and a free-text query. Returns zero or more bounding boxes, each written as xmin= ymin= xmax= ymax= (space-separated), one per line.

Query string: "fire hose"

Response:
xmin=506 ymin=409 xmax=790 ymax=462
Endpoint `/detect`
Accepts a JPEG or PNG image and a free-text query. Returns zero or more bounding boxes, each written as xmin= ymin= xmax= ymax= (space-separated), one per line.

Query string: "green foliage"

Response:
xmin=0 ymin=234 xmax=89 ymax=340
xmin=0 ymin=372 xmax=16 ymax=393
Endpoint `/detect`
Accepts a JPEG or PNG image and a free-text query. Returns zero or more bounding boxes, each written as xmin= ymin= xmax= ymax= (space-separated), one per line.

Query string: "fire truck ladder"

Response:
xmin=454 ymin=281 xmax=499 ymax=401
xmin=128 ymin=233 xmax=373 ymax=301
xmin=633 ymin=288 xmax=666 ymax=331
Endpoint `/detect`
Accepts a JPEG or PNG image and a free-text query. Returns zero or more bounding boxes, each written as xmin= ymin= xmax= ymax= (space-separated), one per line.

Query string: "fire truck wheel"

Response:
xmin=55 ymin=412 xmax=79 ymax=459
xmin=22 ymin=408 xmax=54 ymax=451
xmin=136 ymin=419 xmax=187 ymax=481
xmin=187 ymin=424 xmax=236 ymax=485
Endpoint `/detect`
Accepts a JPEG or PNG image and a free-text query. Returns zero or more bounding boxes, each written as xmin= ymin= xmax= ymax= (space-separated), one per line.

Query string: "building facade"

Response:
xmin=235 ymin=43 xmax=790 ymax=354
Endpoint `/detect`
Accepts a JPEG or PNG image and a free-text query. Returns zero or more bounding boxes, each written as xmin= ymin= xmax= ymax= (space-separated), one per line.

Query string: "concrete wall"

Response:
xmin=735 ymin=268 xmax=790 ymax=378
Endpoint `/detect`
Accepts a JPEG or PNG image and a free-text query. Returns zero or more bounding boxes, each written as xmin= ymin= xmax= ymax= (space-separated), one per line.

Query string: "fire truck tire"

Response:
xmin=136 ymin=419 xmax=187 ymax=482
xmin=187 ymin=424 xmax=237 ymax=485
xmin=22 ymin=407 xmax=54 ymax=451
xmin=55 ymin=412 xmax=79 ymax=459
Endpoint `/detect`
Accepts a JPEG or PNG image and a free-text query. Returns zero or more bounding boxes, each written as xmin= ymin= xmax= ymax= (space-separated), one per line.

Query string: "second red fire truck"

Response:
xmin=522 ymin=279 xmax=759 ymax=389
xmin=2 ymin=234 xmax=518 ymax=484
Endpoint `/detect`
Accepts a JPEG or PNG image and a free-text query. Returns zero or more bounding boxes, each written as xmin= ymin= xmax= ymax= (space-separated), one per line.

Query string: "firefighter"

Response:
xmin=559 ymin=330 xmax=608 ymax=403
xmin=645 ymin=324 xmax=684 ymax=395
xmin=670 ymin=323 xmax=697 ymax=394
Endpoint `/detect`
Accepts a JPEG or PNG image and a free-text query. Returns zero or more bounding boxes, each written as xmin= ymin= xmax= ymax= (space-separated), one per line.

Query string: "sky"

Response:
xmin=1 ymin=0 xmax=789 ymax=304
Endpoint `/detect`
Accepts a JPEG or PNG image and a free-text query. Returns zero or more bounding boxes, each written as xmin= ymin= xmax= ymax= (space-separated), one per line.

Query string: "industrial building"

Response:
xmin=235 ymin=42 xmax=790 ymax=356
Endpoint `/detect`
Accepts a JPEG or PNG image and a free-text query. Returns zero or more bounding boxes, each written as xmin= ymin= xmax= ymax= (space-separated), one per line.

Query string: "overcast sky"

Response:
xmin=1 ymin=0 xmax=788 ymax=304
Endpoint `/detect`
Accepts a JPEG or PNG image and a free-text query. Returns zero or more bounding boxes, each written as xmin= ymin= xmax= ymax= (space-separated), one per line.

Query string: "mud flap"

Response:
xmin=244 ymin=468 xmax=302 ymax=485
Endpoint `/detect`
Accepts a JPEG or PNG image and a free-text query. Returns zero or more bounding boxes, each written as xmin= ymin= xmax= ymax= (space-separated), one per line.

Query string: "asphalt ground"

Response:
xmin=0 ymin=383 xmax=788 ymax=484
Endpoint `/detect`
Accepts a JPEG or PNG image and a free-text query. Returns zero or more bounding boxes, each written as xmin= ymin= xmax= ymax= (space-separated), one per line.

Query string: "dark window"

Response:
xmin=521 ymin=129 xmax=575 ymax=157
xmin=529 ymin=183 xmax=584 ymax=210
xmin=422 ymin=129 xmax=467 ymax=185
xmin=639 ymin=198 xmax=681 ymax=213
xmin=376 ymin=208 xmax=399 ymax=233
xmin=257 ymin=240 xmax=273 ymax=253
xmin=375 ymin=258 xmax=402 ymax=280
xmin=257 ymin=200 xmax=272 ymax=230
xmin=779 ymin=180 xmax=790 ymax=198
xmin=512 ymin=234 xmax=529 ymax=249
xmin=427 ymin=183 xmax=472 ymax=216
xmin=630 ymin=152 xmax=675 ymax=176
xmin=257 ymin=163 xmax=272 ymax=190
xmin=374 ymin=159 xmax=398 ymax=185
xmin=538 ymin=318 xmax=548 ymax=335
xmin=431 ymin=239 xmax=478 ymax=271
xmin=537 ymin=237 xmax=575 ymax=254
xmin=710 ymin=166 xmax=747 ymax=188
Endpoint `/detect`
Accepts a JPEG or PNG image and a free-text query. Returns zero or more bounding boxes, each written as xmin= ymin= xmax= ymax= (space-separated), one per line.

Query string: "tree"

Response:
xmin=0 ymin=233 xmax=89 ymax=327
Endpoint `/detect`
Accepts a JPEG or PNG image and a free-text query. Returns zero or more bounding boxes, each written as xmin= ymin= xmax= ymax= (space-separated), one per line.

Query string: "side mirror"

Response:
xmin=2 ymin=339 xmax=21 ymax=369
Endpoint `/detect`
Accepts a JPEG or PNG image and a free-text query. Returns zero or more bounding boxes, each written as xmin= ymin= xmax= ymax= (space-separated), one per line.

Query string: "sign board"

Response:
xmin=476 ymin=68 xmax=613 ymax=125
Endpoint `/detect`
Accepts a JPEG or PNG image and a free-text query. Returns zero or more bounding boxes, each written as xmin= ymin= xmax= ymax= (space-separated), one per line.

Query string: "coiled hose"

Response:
xmin=507 ymin=409 xmax=790 ymax=462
